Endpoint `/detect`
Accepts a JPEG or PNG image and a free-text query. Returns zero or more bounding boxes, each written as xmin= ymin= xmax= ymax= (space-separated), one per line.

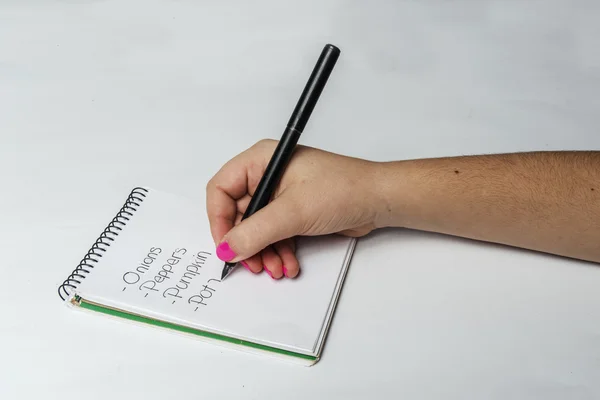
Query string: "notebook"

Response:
xmin=58 ymin=187 xmax=355 ymax=365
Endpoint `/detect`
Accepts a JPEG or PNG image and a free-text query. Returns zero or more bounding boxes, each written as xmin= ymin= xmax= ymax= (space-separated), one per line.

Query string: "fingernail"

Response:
xmin=216 ymin=242 xmax=236 ymax=261
xmin=282 ymin=265 xmax=288 ymax=277
xmin=263 ymin=266 xmax=274 ymax=279
xmin=241 ymin=261 xmax=251 ymax=272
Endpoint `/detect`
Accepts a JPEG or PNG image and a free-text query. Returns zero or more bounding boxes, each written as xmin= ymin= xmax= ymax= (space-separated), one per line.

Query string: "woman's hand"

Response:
xmin=207 ymin=142 xmax=600 ymax=278
xmin=206 ymin=139 xmax=383 ymax=279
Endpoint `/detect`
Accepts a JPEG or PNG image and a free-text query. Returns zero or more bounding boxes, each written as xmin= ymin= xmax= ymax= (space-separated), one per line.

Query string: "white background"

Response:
xmin=2 ymin=1 xmax=600 ymax=399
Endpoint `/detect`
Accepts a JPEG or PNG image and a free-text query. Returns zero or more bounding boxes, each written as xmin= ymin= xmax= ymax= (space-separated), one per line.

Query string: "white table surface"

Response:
xmin=2 ymin=1 xmax=600 ymax=399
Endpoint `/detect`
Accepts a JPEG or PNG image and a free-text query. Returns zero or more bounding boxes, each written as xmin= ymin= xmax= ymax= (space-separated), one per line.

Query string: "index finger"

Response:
xmin=205 ymin=153 xmax=254 ymax=244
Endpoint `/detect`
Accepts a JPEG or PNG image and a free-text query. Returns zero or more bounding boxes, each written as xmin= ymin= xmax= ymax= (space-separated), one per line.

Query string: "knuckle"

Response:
xmin=257 ymin=138 xmax=275 ymax=146
xmin=254 ymin=138 xmax=276 ymax=151
xmin=205 ymin=177 xmax=214 ymax=192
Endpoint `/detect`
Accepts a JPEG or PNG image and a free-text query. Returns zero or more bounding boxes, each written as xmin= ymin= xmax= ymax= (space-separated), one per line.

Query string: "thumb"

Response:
xmin=215 ymin=197 xmax=302 ymax=262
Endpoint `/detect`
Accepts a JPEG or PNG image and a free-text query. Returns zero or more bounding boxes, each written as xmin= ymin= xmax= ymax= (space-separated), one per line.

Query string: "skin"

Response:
xmin=206 ymin=140 xmax=600 ymax=279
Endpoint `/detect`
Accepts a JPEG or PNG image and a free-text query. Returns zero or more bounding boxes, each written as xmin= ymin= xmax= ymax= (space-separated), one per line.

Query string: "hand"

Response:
xmin=206 ymin=139 xmax=382 ymax=279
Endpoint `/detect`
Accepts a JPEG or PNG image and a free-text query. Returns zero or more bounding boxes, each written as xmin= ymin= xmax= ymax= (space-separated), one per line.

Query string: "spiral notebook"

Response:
xmin=58 ymin=187 xmax=355 ymax=365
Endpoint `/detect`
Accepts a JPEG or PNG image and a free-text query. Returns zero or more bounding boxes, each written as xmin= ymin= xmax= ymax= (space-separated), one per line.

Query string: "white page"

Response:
xmin=73 ymin=187 xmax=354 ymax=355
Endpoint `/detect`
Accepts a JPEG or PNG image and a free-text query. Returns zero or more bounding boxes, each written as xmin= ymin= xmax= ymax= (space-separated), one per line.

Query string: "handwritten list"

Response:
xmin=121 ymin=247 xmax=220 ymax=311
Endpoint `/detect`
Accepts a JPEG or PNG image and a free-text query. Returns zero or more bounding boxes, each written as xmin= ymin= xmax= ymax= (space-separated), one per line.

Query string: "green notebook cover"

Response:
xmin=72 ymin=295 xmax=317 ymax=361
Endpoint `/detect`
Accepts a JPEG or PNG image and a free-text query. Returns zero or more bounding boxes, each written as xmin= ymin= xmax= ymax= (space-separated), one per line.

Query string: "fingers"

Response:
xmin=236 ymin=194 xmax=252 ymax=215
xmin=208 ymin=140 xmax=307 ymax=278
xmin=215 ymin=195 xmax=302 ymax=263
xmin=261 ymin=246 xmax=283 ymax=279
xmin=274 ymin=239 xmax=299 ymax=278
xmin=239 ymin=239 xmax=299 ymax=280
xmin=220 ymin=194 xmax=301 ymax=279
xmin=206 ymin=186 xmax=237 ymax=246
xmin=206 ymin=150 xmax=265 ymax=245
xmin=240 ymin=253 xmax=263 ymax=274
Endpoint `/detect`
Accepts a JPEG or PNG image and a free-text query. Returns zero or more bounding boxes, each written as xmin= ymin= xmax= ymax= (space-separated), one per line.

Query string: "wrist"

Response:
xmin=369 ymin=160 xmax=413 ymax=229
xmin=366 ymin=160 xmax=394 ymax=229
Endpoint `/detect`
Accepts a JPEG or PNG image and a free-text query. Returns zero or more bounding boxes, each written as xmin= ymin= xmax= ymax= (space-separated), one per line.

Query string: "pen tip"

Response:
xmin=221 ymin=263 xmax=233 ymax=280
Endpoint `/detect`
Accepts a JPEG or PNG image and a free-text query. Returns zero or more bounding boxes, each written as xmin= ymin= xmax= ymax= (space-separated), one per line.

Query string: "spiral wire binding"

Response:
xmin=58 ymin=187 xmax=149 ymax=300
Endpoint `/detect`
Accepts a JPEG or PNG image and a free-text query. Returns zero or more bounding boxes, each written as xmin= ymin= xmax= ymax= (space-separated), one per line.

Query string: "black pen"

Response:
xmin=220 ymin=43 xmax=341 ymax=280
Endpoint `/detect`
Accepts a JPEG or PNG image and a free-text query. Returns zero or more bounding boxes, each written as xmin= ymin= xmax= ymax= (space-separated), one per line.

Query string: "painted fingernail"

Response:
xmin=241 ymin=261 xmax=251 ymax=272
xmin=282 ymin=265 xmax=288 ymax=277
xmin=216 ymin=242 xmax=236 ymax=261
xmin=263 ymin=266 xmax=274 ymax=279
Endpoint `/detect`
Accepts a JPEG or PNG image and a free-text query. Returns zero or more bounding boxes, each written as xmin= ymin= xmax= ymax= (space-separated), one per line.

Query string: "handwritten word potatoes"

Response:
xmin=121 ymin=247 xmax=219 ymax=311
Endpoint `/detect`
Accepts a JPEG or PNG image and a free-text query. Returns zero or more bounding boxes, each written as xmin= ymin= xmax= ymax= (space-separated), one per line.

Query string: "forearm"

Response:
xmin=374 ymin=151 xmax=600 ymax=263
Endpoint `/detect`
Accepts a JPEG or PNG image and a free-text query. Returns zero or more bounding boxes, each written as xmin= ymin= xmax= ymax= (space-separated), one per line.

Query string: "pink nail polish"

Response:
xmin=282 ymin=265 xmax=288 ymax=277
xmin=241 ymin=261 xmax=251 ymax=272
xmin=263 ymin=266 xmax=274 ymax=279
xmin=216 ymin=242 xmax=236 ymax=261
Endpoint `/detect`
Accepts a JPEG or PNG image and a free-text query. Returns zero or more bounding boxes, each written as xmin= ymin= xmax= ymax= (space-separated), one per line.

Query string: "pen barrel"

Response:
xmin=241 ymin=44 xmax=340 ymax=221
xmin=287 ymin=44 xmax=340 ymax=132
xmin=242 ymin=127 xmax=301 ymax=219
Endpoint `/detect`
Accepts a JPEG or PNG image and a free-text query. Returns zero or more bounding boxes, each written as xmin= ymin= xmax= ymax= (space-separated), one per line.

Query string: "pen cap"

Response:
xmin=287 ymin=44 xmax=341 ymax=132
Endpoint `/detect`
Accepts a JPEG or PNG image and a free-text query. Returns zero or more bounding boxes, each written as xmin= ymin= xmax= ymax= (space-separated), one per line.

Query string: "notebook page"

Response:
xmin=74 ymin=188 xmax=354 ymax=354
